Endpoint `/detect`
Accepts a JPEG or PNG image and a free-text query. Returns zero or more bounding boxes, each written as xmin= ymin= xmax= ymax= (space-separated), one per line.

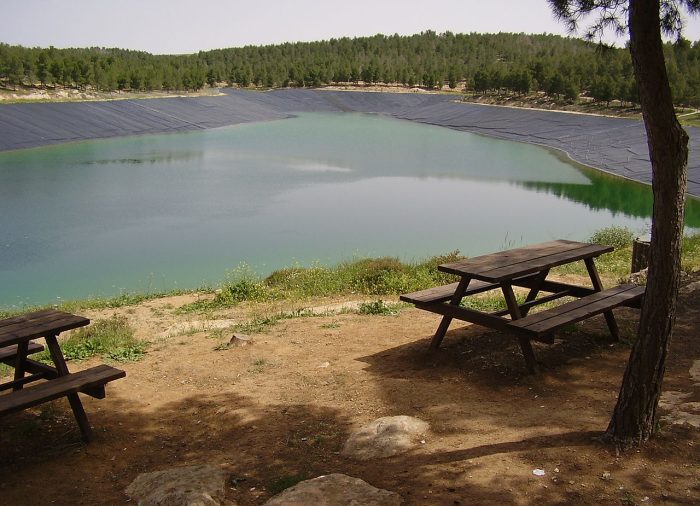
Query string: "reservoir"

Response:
xmin=1 ymin=112 xmax=698 ymax=308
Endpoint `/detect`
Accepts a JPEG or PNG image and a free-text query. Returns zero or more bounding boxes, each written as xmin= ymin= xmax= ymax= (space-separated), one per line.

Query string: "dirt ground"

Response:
xmin=1 ymin=274 xmax=699 ymax=505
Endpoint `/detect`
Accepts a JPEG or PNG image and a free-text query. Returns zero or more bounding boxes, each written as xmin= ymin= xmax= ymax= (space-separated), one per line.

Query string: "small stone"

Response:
xmin=532 ymin=469 xmax=545 ymax=477
xmin=229 ymin=333 xmax=252 ymax=346
xmin=318 ymin=361 xmax=330 ymax=368
xmin=601 ymin=471 xmax=612 ymax=481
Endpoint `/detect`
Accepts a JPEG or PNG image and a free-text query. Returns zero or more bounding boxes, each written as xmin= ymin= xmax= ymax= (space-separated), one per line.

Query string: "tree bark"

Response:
xmin=604 ymin=0 xmax=689 ymax=447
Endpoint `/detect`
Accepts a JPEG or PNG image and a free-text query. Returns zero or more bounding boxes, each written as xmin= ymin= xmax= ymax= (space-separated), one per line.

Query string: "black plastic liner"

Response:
xmin=1 ymin=88 xmax=698 ymax=197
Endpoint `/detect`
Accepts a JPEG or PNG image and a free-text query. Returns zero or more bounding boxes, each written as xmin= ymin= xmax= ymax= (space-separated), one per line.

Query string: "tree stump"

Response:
xmin=631 ymin=234 xmax=651 ymax=273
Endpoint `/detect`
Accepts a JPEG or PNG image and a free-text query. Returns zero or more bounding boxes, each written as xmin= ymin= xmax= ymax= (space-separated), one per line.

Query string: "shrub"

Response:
xmin=588 ymin=226 xmax=636 ymax=249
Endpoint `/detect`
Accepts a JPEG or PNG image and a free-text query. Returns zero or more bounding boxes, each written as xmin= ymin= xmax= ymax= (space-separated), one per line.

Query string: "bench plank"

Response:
xmin=507 ymin=284 xmax=645 ymax=337
xmin=400 ymin=279 xmax=499 ymax=304
xmin=0 ymin=364 xmax=125 ymax=416
xmin=0 ymin=342 xmax=44 ymax=362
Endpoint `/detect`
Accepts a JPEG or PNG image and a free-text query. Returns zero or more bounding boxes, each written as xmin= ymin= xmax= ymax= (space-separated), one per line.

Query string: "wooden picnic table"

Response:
xmin=401 ymin=240 xmax=645 ymax=373
xmin=0 ymin=309 xmax=125 ymax=442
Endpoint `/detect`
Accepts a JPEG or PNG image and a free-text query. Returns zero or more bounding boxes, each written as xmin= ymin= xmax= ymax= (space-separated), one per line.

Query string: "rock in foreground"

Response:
xmin=342 ymin=415 xmax=429 ymax=460
xmin=263 ymin=474 xmax=401 ymax=505
xmin=125 ymin=464 xmax=227 ymax=506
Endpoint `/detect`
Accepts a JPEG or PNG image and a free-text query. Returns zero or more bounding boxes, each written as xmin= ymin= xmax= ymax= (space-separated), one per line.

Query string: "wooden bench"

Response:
xmin=0 ymin=364 xmax=125 ymax=416
xmin=400 ymin=279 xmax=502 ymax=305
xmin=506 ymin=284 xmax=645 ymax=340
xmin=0 ymin=342 xmax=44 ymax=362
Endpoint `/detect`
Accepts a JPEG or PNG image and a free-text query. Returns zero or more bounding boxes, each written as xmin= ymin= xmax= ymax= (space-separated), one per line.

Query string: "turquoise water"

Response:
xmin=1 ymin=112 xmax=696 ymax=308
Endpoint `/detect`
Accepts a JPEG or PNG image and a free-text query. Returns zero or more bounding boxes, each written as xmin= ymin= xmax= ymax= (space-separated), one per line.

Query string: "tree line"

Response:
xmin=1 ymin=31 xmax=700 ymax=106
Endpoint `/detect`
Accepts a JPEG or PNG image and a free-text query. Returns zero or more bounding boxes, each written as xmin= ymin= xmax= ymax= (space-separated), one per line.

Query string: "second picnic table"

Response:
xmin=401 ymin=239 xmax=645 ymax=373
xmin=0 ymin=309 xmax=125 ymax=442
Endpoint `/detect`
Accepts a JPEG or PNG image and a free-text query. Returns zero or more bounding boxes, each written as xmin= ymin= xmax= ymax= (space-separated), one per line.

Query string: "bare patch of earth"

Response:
xmin=1 ymin=274 xmax=699 ymax=505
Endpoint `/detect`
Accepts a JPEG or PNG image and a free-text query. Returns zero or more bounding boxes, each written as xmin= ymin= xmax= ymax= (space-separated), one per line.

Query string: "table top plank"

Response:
xmin=0 ymin=308 xmax=59 ymax=329
xmin=439 ymin=240 xmax=612 ymax=282
xmin=0 ymin=310 xmax=89 ymax=348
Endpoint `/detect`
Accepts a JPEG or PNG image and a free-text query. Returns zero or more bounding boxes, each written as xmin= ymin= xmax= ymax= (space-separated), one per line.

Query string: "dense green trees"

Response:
xmin=1 ymin=31 xmax=700 ymax=106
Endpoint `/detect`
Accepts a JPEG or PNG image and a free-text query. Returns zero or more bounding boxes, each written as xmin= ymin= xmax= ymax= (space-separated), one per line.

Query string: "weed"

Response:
xmin=213 ymin=342 xmax=231 ymax=351
xmin=249 ymin=358 xmax=269 ymax=373
xmin=358 ymin=300 xmax=400 ymax=315
xmin=320 ymin=321 xmax=341 ymax=329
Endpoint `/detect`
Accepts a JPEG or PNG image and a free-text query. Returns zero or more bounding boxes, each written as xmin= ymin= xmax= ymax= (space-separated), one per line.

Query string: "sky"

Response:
xmin=4 ymin=0 xmax=700 ymax=54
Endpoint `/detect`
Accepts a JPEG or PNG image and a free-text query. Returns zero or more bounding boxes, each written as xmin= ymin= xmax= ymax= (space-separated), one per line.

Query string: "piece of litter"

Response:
xmin=533 ymin=469 xmax=545 ymax=476
xmin=318 ymin=361 xmax=330 ymax=368
xmin=420 ymin=440 xmax=426 ymax=444
xmin=602 ymin=471 xmax=611 ymax=480
xmin=554 ymin=468 xmax=559 ymax=473
xmin=641 ymin=497 xmax=649 ymax=503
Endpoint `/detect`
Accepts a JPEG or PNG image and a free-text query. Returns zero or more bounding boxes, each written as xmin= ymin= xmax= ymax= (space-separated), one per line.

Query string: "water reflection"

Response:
xmin=519 ymin=166 xmax=700 ymax=227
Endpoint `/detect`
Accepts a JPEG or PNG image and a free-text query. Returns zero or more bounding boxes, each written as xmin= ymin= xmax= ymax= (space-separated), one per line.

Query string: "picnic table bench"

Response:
xmin=0 ymin=309 xmax=125 ymax=442
xmin=401 ymin=240 xmax=645 ymax=373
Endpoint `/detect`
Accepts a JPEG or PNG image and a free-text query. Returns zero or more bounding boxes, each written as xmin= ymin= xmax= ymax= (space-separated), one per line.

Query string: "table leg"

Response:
xmin=502 ymin=283 xmax=538 ymax=374
xmin=45 ymin=334 xmax=93 ymax=443
xmin=520 ymin=269 xmax=550 ymax=317
xmin=430 ymin=277 xmax=472 ymax=350
xmin=12 ymin=341 xmax=29 ymax=392
xmin=585 ymin=258 xmax=620 ymax=340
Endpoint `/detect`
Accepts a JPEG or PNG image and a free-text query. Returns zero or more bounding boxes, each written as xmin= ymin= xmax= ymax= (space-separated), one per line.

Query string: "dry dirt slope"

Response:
xmin=0 ymin=278 xmax=699 ymax=505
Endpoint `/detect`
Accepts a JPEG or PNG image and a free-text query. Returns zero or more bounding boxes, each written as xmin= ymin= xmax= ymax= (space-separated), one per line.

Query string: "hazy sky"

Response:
xmin=5 ymin=0 xmax=700 ymax=54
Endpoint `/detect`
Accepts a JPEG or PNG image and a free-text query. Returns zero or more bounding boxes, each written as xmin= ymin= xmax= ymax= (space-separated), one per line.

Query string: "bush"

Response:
xmin=589 ymin=226 xmax=636 ymax=249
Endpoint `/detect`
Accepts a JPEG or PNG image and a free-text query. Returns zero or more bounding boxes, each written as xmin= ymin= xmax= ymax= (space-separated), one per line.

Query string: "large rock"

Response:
xmin=125 ymin=465 xmax=228 ymax=506
xmin=263 ymin=474 xmax=401 ymax=506
xmin=342 ymin=415 xmax=429 ymax=460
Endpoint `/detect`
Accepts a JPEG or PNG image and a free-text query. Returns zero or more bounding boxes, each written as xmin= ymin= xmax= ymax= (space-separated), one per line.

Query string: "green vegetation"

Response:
xmin=358 ymin=300 xmax=402 ymax=315
xmin=588 ymin=226 xmax=636 ymax=249
xmin=2 ymin=32 xmax=700 ymax=106
xmin=34 ymin=315 xmax=146 ymax=363
xmin=179 ymin=252 xmax=463 ymax=313
xmin=2 ymin=229 xmax=699 ymax=324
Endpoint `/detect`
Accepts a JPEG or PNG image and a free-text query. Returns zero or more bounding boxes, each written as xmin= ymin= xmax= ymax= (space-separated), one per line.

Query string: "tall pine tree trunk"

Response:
xmin=605 ymin=0 xmax=689 ymax=447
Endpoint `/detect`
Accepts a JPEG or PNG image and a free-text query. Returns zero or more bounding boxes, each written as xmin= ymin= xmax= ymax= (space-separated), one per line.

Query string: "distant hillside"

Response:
xmin=1 ymin=31 xmax=699 ymax=106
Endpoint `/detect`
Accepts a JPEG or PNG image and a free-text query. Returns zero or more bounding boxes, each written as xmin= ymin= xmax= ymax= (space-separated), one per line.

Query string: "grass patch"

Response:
xmin=249 ymin=357 xmax=269 ymax=373
xmin=35 ymin=315 xmax=146 ymax=363
xmin=179 ymin=251 xmax=464 ymax=313
xmin=682 ymin=233 xmax=700 ymax=273
xmin=224 ymin=308 xmax=320 ymax=336
xmin=358 ymin=300 xmax=401 ymax=315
